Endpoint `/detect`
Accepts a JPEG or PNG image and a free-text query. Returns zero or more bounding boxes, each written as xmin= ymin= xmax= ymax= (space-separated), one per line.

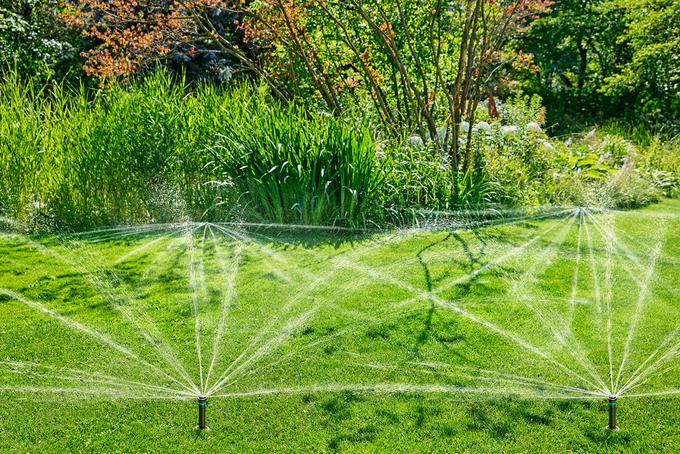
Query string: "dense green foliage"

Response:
xmin=0 ymin=72 xmax=224 ymax=229
xmin=1 ymin=73 xmax=677 ymax=231
xmin=518 ymin=0 xmax=679 ymax=129
xmin=0 ymin=72 xmax=384 ymax=229
xmin=0 ymin=1 xmax=678 ymax=231
xmin=208 ymin=93 xmax=380 ymax=226
xmin=600 ymin=0 xmax=680 ymax=122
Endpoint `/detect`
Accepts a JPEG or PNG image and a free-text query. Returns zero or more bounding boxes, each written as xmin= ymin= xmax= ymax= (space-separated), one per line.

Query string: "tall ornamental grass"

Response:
xmin=0 ymin=71 xmax=382 ymax=230
xmin=207 ymin=91 xmax=381 ymax=226
xmin=0 ymin=71 xmax=237 ymax=230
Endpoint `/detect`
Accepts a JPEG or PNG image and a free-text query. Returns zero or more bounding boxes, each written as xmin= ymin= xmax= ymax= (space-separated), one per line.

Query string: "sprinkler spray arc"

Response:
xmin=196 ymin=395 xmax=209 ymax=431
xmin=606 ymin=395 xmax=619 ymax=431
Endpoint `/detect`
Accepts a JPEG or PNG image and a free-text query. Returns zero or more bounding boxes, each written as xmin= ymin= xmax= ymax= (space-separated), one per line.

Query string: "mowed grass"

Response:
xmin=0 ymin=200 xmax=678 ymax=452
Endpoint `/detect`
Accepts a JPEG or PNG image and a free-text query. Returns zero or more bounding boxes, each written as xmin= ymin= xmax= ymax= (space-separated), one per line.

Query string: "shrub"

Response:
xmin=475 ymin=122 xmax=555 ymax=205
xmin=600 ymin=165 xmax=661 ymax=209
xmin=376 ymin=139 xmax=496 ymax=224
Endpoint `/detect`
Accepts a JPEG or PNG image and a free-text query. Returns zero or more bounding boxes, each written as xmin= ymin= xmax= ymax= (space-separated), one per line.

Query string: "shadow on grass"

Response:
xmin=312 ymin=394 xmax=632 ymax=451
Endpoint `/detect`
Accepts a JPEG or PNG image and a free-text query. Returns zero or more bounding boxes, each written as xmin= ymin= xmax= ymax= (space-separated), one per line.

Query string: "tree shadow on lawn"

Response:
xmin=314 ymin=394 xmax=630 ymax=451
xmin=235 ymin=218 xmax=544 ymax=254
xmin=412 ymin=227 xmax=526 ymax=353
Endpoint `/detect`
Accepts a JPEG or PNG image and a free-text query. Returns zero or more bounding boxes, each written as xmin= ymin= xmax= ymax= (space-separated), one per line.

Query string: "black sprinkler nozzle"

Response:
xmin=606 ymin=395 xmax=618 ymax=431
xmin=196 ymin=395 xmax=208 ymax=431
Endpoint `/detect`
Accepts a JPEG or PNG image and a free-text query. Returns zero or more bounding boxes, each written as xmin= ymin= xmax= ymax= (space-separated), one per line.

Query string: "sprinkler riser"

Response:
xmin=196 ymin=395 xmax=208 ymax=431
xmin=606 ymin=395 xmax=618 ymax=431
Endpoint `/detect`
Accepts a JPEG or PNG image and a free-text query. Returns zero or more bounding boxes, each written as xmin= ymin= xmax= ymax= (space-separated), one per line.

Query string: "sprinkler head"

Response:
xmin=606 ymin=395 xmax=619 ymax=431
xmin=196 ymin=394 xmax=209 ymax=431
xmin=579 ymin=207 xmax=585 ymax=225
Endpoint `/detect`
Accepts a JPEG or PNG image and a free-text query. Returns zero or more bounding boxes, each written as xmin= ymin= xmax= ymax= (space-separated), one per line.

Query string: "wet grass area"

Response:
xmin=0 ymin=200 xmax=678 ymax=452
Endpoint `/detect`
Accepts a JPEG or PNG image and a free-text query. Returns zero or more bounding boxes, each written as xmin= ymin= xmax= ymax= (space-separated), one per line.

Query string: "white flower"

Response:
xmin=565 ymin=138 xmax=573 ymax=146
xmin=474 ymin=121 xmax=492 ymax=133
xmin=460 ymin=121 xmax=470 ymax=133
xmin=586 ymin=128 xmax=597 ymax=141
xmin=527 ymin=122 xmax=542 ymax=133
xmin=501 ymin=125 xmax=519 ymax=137
xmin=542 ymin=141 xmax=555 ymax=151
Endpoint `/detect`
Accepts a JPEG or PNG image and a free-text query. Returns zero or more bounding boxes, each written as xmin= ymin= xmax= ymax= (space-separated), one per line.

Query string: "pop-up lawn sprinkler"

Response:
xmin=579 ymin=207 xmax=586 ymax=225
xmin=606 ymin=395 xmax=619 ymax=431
xmin=196 ymin=395 xmax=209 ymax=431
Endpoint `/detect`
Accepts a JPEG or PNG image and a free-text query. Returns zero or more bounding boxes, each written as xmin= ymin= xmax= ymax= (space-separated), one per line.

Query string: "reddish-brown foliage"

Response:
xmin=63 ymin=1 xmax=234 ymax=82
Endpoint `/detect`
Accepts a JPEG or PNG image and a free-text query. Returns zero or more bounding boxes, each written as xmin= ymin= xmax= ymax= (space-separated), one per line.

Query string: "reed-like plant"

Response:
xmin=0 ymin=71 xmax=231 ymax=230
xmin=0 ymin=71 xmax=382 ymax=230
xmin=207 ymin=89 xmax=381 ymax=226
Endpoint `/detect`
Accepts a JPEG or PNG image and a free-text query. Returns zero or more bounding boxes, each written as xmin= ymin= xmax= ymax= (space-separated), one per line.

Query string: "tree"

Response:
xmin=62 ymin=1 xmax=263 ymax=85
xmin=514 ymin=0 xmax=627 ymax=127
xmin=600 ymin=0 xmax=679 ymax=123
xmin=516 ymin=0 xmax=678 ymax=128
xmin=241 ymin=0 xmax=552 ymax=169
xmin=64 ymin=0 xmax=552 ymax=176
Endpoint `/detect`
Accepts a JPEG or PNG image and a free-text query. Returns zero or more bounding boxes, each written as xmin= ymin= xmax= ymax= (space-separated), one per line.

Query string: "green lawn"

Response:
xmin=0 ymin=200 xmax=678 ymax=452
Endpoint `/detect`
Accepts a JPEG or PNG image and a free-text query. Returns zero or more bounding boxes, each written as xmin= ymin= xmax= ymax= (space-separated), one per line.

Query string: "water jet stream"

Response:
xmin=420 ymin=363 xmax=603 ymax=396
xmin=501 ymin=214 xmax=608 ymax=393
xmin=566 ymin=214 xmax=583 ymax=337
xmin=65 ymin=222 xmax=189 ymax=238
xmin=209 ymin=224 xmax=293 ymax=284
xmin=113 ymin=231 xmax=183 ymax=265
xmin=613 ymin=239 xmax=664 ymax=391
xmin=203 ymin=226 xmax=243 ymax=393
xmin=226 ymin=306 xmax=426 ymax=387
xmin=186 ymin=224 xmax=208 ymax=393
xmin=587 ymin=213 xmax=668 ymax=293
xmin=558 ymin=216 xmax=609 ymax=393
xmin=12 ymin=235 xmax=200 ymax=393
xmin=431 ymin=211 xmax=573 ymax=297
xmin=0 ymin=386 xmax=190 ymax=400
xmin=335 ymin=232 xmax=609 ymax=394
xmin=358 ymin=361 xmax=601 ymax=398
xmin=1 ymin=366 xmax=192 ymax=396
xmin=506 ymin=214 xmax=575 ymax=343
xmin=623 ymin=389 xmax=680 ymax=398
xmin=583 ymin=220 xmax=602 ymax=323
xmin=204 ymin=226 xmax=413 ymax=395
xmin=585 ymin=213 xmax=671 ymax=390
xmin=601 ymin=214 xmax=616 ymax=392
xmin=0 ymin=289 xmax=194 ymax=394
xmin=2 ymin=205 xmax=677 ymax=431
xmin=207 ymin=308 xmax=318 ymax=395
xmin=0 ymin=360 xmax=191 ymax=396
xmin=618 ymin=329 xmax=680 ymax=395
xmin=210 ymin=383 xmax=602 ymax=401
